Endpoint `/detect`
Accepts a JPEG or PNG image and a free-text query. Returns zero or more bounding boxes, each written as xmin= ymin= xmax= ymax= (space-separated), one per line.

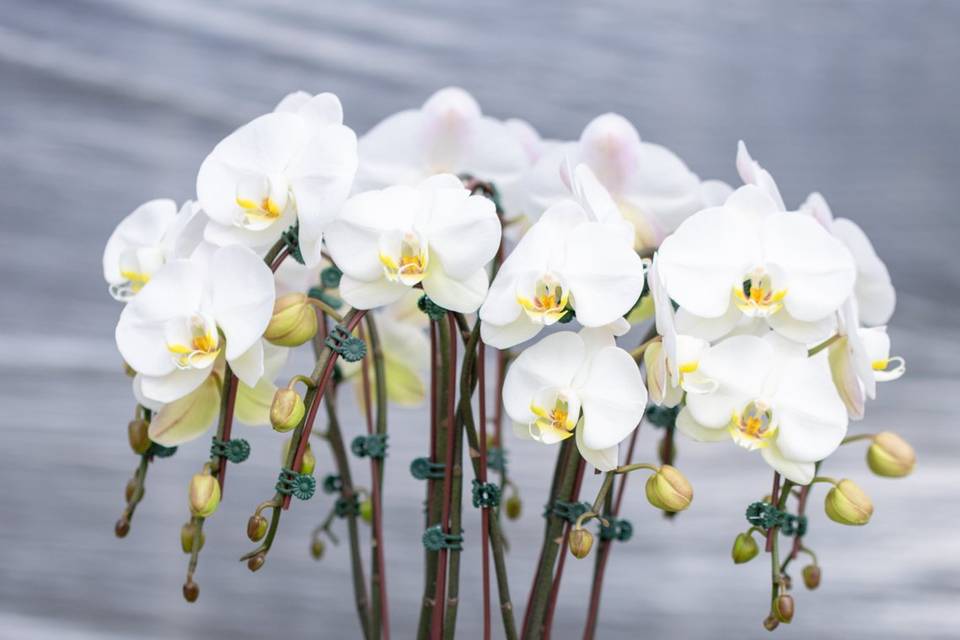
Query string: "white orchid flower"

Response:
xmin=503 ymin=328 xmax=647 ymax=471
xmin=735 ymin=141 xmax=786 ymax=211
xmin=800 ymin=192 xmax=896 ymax=326
xmin=357 ymin=87 xmax=528 ymax=190
xmin=479 ymin=165 xmax=645 ymax=349
xmin=676 ymin=334 xmax=848 ymax=485
xmin=198 ymin=92 xmax=358 ymax=267
xmin=828 ymin=298 xmax=905 ymax=420
xmin=325 ymin=174 xmax=501 ymax=313
xmin=517 ymin=113 xmax=710 ymax=250
xmin=643 ymin=255 xmax=708 ymax=407
xmin=116 ymin=244 xmax=275 ymax=406
xmin=102 ymin=199 xmax=205 ymax=301
xmin=656 ymin=184 xmax=856 ymax=344
xmin=137 ymin=341 xmax=289 ymax=446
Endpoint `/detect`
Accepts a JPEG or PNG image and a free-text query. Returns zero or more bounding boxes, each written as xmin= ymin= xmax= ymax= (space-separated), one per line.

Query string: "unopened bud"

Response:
xmin=247 ymin=515 xmax=268 ymax=542
xmin=802 ymin=564 xmax=821 ymax=590
xmin=188 ymin=471 xmax=221 ymax=518
xmin=281 ymin=438 xmax=316 ymax=475
xmin=505 ymin=494 xmax=522 ymax=520
xmin=127 ymin=419 xmax=151 ymax=455
xmin=731 ymin=532 xmax=759 ymax=564
xmin=568 ymin=528 xmax=594 ymax=559
xmin=247 ymin=553 xmax=266 ymax=572
xmin=774 ymin=594 xmax=795 ymax=623
xmin=114 ymin=518 xmax=130 ymax=538
xmin=182 ymin=580 xmax=199 ymax=603
xmin=180 ymin=522 xmax=205 ymax=553
xmin=867 ymin=432 xmax=916 ymax=478
xmin=310 ymin=538 xmax=325 ymax=560
xmin=825 ymin=479 xmax=873 ymax=526
xmin=271 ymin=388 xmax=305 ymax=433
xmin=264 ymin=293 xmax=318 ymax=347
xmin=645 ymin=465 xmax=693 ymax=512
xmin=360 ymin=499 xmax=373 ymax=524
xmin=763 ymin=615 xmax=779 ymax=631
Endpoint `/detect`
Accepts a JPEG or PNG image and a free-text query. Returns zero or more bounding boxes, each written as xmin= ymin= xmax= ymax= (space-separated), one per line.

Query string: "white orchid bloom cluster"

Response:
xmin=101 ymin=86 xmax=912 ymax=634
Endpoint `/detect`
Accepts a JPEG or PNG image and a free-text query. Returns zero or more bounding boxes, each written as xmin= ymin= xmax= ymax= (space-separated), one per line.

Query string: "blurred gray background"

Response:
xmin=1 ymin=1 xmax=958 ymax=638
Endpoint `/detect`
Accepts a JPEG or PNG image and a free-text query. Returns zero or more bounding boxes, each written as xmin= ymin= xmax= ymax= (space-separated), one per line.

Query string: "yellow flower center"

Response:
xmin=380 ymin=231 xmax=429 ymax=286
xmin=517 ymin=274 xmax=570 ymax=324
xmin=167 ymin=315 xmax=221 ymax=369
xmin=729 ymin=400 xmax=777 ymax=450
xmin=530 ymin=394 xmax=577 ymax=442
xmin=234 ymin=174 xmax=290 ymax=230
xmin=733 ymin=270 xmax=787 ymax=317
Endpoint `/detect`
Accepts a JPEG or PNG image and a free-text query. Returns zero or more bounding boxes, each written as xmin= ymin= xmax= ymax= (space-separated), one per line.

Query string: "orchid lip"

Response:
xmin=234 ymin=174 xmax=291 ymax=230
xmin=165 ymin=314 xmax=221 ymax=370
xmin=516 ymin=272 xmax=571 ymax=325
xmin=728 ymin=400 xmax=777 ymax=450
xmin=379 ymin=229 xmax=429 ymax=286
xmin=732 ymin=269 xmax=787 ymax=318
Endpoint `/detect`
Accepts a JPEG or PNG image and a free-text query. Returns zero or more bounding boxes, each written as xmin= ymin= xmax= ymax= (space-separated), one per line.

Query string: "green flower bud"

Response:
xmin=180 ymin=522 xmax=205 ymax=553
xmin=774 ymin=594 xmax=795 ymax=623
xmin=732 ymin=532 xmax=760 ymax=564
xmin=271 ymin=389 xmax=305 ymax=433
xmin=127 ymin=419 xmax=151 ymax=455
xmin=247 ymin=515 xmax=268 ymax=542
xmin=568 ymin=528 xmax=594 ymax=559
xmin=360 ymin=499 xmax=373 ymax=524
xmin=282 ymin=438 xmax=316 ymax=475
xmin=505 ymin=494 xmax=522 ymax=520
xmin=802 ymin=564 xmax=821 ymax=590
xmin=825 ymin=479 xmax=873 ymax=526
xmin=310 ymin=538 xmax=325 ymax=560
xmin=188 ymin=471 xmax=221 ymax=518
xmin=867 ymin=432 xmax=916 ymax=478
xmin=645 ymin=465 xmax=693 ymax=512
xmin=182 ymin=580 xmax=199 ymax=603
xmin=264 ymin=293 xmax=318 ymax=347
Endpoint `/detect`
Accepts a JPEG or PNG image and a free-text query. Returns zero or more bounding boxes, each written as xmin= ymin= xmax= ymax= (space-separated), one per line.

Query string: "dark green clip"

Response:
xmin=276 ymin=468 xmax=316 ymax=500
xmin=417 ymin=295 xmax=446 ymax=321
xmin=422 ymin=524 xmax=463 ymax=552
xmin=645 ymin=405 xmax=680 ymax=429
xmin=210 ymin=437 xmax=250 ymax=463
xmin=472 ymin=480 xmax=501 ymax=509
xmin=599 ymin=518 xmax=633 ymax=542
xmin=325 ymin=324 xmax=366 ymax=362
xmin=486 ymin=447 xmax=507 ymax=474
xmin=322 ymin=474 xmax=343 ymax=494
xmin=320 ymin=266 xmax=342 ymax=289
xmin=351 ymin=434 xmax=388 ymax=459
xmin=335 ymin=495 xmax=360 ymax=518
xmin=745 ymin=502 xmax=807 ymax=537
xmin=410 ymin=457 xmax=446 ymax=480
xmin=147 ymin=442 xmax=177 ymax=458
xmin=544 ymin=500 xmax=591 ymax=524
xmin=281 ymin=224 xmax=305 ymax=265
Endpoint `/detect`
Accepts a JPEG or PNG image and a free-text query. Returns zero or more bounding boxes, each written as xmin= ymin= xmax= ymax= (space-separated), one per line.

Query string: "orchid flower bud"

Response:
xmin=774 ymin=594 xmax=795 ymax=623
xmin=182 ymin=580 xmax=199 ymax=603
xmin=247 ymin=515 xmax=268 ymax=542
xmin=264 ymin=293 xmax=318 ymax=347
xmin=825 ymin=479 xmax=873 ymax=526
xmin=282 ymin=438 xmax=315 ymax=475
xmin=180 ymin=521 xmax=205 ymax=553
xmin=731 ymin=532 xmax=759 ymax=564
xmin=505 ymin=494 xmax=522 ymax=520
xmin=360 ymin=498 xmax=373 ymax=524
xmin=568 ymin=528 xmax=594 ymax=559
xmin=127 ymin=419 xmax=151 ymax=455
xmin=188 ymin=470 xmax=221 ymax=518
xmin=271 ymin=388 xmax=305 ymax=432
xmin=867 ymin=432 xmax=916 ymax=478
xmin=247 ymin=553 xmax=265 ymax=572
xmin=311 ymin=537 xmax=326 ymax=560
xmin=645 ymin=465 xmax=693 ymax=512
xmin=802 ymin=564 xmax=821 ymax=590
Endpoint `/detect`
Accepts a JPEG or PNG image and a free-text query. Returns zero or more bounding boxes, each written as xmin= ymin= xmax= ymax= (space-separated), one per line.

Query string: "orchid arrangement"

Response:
xmin=105 ymin=87 xmax=911 ymax=639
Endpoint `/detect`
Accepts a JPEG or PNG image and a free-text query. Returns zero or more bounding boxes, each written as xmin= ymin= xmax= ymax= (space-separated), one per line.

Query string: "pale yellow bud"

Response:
xmin=568 ymin=528 xmax=594 ymax=559
xmin=825 ymin=479 xmax=873 ymax=526
xmin=264 ymin=293 xmax=317 ymax=347
xmin=271 ymin=388 xmax=305 ymax=433
xmin=645 ymin=465 xmax=693 ymax=512
xmin=188 ymin=472 xmax=220 ymax=518
xmin=282 ymin=438 xmax=315 ymax=475
xmin=505 ymin=494 xmax=522 ymax=520
xmin=867 ymin=432 xmax=915 ymax=478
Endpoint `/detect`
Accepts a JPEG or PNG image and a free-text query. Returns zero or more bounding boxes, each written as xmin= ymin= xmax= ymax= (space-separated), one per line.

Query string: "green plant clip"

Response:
xmin=322 ymin=474 xmax=343 ymax=494
xmin=472 ymin=480 xmax=501 ymax=509
xmin=209 ymin=437 xmax=250 ymax=463
xmin=422 ymin=524 xmax=463 ymax=552
xmin=281 ymin=224 xmax=305 ymax=265
xmin=320 ymin=266 xmax=342 ymax=289
xmin=325 ymin=324 xmax=366 ymax=362
xmin=543 ymin=500 xmax=591 ymax=524
xmin=335 ymin=495 xmax=360 ymax=518
xmin=645 ymin=405 xmax=680 ymax=429
xmin=307 ymin=286 xmax=343 ymax=310
xmin=599 ymin=518 xmax=633 ymax=542
xmin=410 ymin=457 xmax=446 ymax=480
xmin=351 ymin=434 xmax=388 ymax=459
xmin=147 ymin=442 xmax=177 ymax=458
xmin=486 ymin=447 xmax=507 ymax=474
xmin=745 ymin=501 xmax=807 ymax=537
xmin=276 ymin=468 xmax=316 ymax=500
xmin=417 ymin=295 xmax=446 ymax=321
